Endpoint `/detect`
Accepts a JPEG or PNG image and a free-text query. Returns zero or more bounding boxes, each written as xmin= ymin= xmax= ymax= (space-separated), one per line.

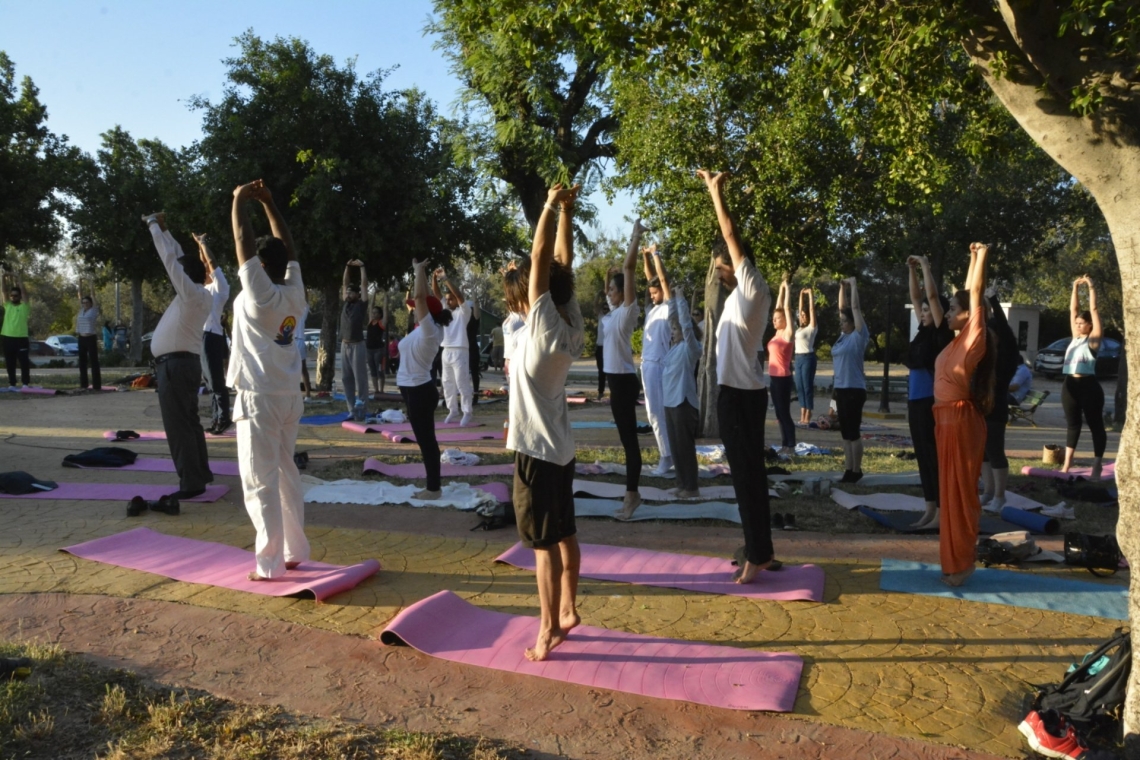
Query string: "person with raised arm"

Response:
xmin=227 ymin=179 xmax=310 ymax=580
xmin=1060 ymin=276 xmax=1107 ymax=479
xmin=640 ymin=243 xmax=673 ymax=476
xmin=980 ymin=281 xmax=1022 ymax=512
xmin=196 ymin=234 xmax=232 ymax=434
xmin=1 ymin=270 xmax=31 ymax=389
xmin=608 ymin=218 xmax=647 ymax=520
xmin=655 ymin=249 xmax=702 ymax=498
xmin=904 ymin=256 xmax=952 ymax=529
xmin=366 ymin=301 xmax=387 ymax=397
xmin=502 ymin=183 xmax=585 ymax=661
xmin=434 ymin=267 xmax=476 ymax=426
xmin=794 ymin=288 xmax=818 ymax=425
xmin=832 ymin=277 xmax=870 ymax=482
xmin=768 ymin=276 xmax=796 ymax=455
xmin=398 ymin=260 xmax=454 ymax=500
xmin=75 ymin=280 xmax=102 ymax=391
xmin=934 ymin=243 xmax=996 ymax=586
xmin=698 ymin=169 xmax=776 ymax=584
xmin=142 ymin=211 xmax=214 ymax=502
xmin=340 ymin=259 xmax=370 ymax=416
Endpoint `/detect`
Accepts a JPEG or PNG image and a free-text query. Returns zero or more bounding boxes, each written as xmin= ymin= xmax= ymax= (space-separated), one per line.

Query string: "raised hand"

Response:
xmin=547 ymin=183 xmax=577 ymax=206
xmin=233 ymin=181 xmax=259 ymax=200
xmin=250 ymin=180 xmax=272 ymax=204
xmin=696 ymin=169 xmax=729 ymax=190
xmin=413 ymin=259 xmax=428 ymax=271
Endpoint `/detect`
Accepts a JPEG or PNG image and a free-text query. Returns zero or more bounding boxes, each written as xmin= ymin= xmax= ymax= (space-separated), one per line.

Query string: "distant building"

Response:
xmin=907 ymin=302 xmax=1042 ymax=363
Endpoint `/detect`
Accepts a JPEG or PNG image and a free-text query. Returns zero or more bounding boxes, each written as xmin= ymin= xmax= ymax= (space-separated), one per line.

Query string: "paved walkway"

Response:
xmin=0 ymin=386 xmax=1125 ymax=759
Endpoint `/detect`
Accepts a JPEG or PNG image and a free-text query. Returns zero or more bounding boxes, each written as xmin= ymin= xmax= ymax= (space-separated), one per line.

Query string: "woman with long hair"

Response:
xmin=768 ymin=277 xmax=796 ymax=455
xmin=934 ymin=243 xmax=995 ymax=586
xmin=795 ymin=288 xmax=818 ymax=425
xmin=832 ymin=277 xmax=870 ymax=483
xmin=609 ymin=219 xmax=646 ymax=520
xmin=1060 ymin=276 xmax=1107 ymax=479
xmin=904 ymin=256 xmax=952 ymax=529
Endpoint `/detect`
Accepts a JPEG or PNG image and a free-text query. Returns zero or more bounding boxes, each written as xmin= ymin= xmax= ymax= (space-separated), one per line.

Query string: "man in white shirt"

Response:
xmin=75 ymin=282 xmax=101 ymax=391
xmin=143 ymin=212 xmax=215 ymax=501
xmin=433 ymin=268 xmax=475 ymax=425
xmin=227 ymin=180 xmax=310 ymax=581
xmin=195 ymin=234 xmax=231 ymax=435
xmin=640 ymin=244 xmax=672 ymax=476
xmin=505 ymin=183 xmax=584 ymax=662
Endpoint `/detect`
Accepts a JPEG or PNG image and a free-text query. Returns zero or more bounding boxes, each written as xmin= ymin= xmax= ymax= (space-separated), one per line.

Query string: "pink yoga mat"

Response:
xmin=477 ymin=482 xmax=511 ymax=502
xmin=573 ymin=479 xmax=738 ymax=501
xmin=1022 ymin=463 xmax=1115 ymax=481
xmin=363 ymin=458 xmax=515 ymax=478
xmin=341 ymin=420 xmax=482 ymax=434
xmin=384 ymin=430 xmax=504 ymax=443
xmin=0 ymin=483 xmax=229 ymax=502
xmin=380 ymin=590 xmax=802 ymax=712
xmin=496 ymin=542 xmax=824 ymax=602
xmin=103 ymin=429 xmax=237 ymax=441
xmin=61 ymin=527 xmax=379 ymax=602
xmin=20 ymin=386 xmax=57 ymax=395
xmin=66 ymin=457 xmax=241 ymax=477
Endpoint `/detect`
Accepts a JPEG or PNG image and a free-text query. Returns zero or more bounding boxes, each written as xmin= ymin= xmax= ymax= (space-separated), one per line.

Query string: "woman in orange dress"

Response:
xmin=933 ymin=243 xmax=996 ymax=586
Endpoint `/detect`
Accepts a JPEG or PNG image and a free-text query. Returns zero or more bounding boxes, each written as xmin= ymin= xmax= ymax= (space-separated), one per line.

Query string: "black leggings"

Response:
xmin=719 ymin=386 xmax=773 ymax=565
xmin=3 ymin=336 xmax=30 ymax=386
xmin=607 ymin=372 xmax=641 ymax=491
xmin=400 ymin=381 xmax=442 ymax=491
xmin=595 ymin=345 xmax=606 ymax=396
xmin=769 ymin=375 xmax=795 ymax=448
xmin=1062 ymin=375 xmax=1107 ymax=456
xmin=907 ymin=396 xmax=939 ymax=503
xmin=834 ymin=387 xmax=866 ymax=442
xmin=983 ymin=396 xmax=1010 ymax=469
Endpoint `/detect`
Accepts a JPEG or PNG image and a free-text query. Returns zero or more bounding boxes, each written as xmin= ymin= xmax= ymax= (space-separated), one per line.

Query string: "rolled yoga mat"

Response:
xmin=384 ymin=430 xmax=503 ymax=443
xmin=879 ymin=558 xmax=1127 ymax=620
xmin=0 ymin=483 xmax=229 ymax=502
xmin=62 ymin=527 xmax=379 ymax=602
xmin=380 ymin=590 xmax=802 ymax=712
xmin=63 ymin=457 xmax=241 ymax=477
xmin=856 ymin=506 xmax=1031 ymax=535
xmin=999 ymin=505 xmax=1060 ymax=535
xmin=300 ymin=413 xmax=351 ymax=426
xmin=342 ymin=420 xmax=483 ymax=434
xmin=495 ymin=542 xmax=825 ymax=602
xmin=363 ymin=458 xmax=515 ymax=478
xmin=103 ymin=429 xmax=236 ymax=441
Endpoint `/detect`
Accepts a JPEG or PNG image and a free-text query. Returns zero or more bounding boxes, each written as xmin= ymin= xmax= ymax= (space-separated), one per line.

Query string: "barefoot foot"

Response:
xmin=941 ymin=565 xmax=975 ymax=587
xmin=247 ymin=571 xmax=269 ymax=581
xmin=613 ymin=492 xmax=642 ymax=521
xmin=413 ymin=488 xmax=442 ymax=500
xmin=525 ymin=627 xmax=566 ymax=662
xmin=559 ymin=610 xmax=581 ymax=633
xmin=910 ymin=507 xmax=939 ymax=529
xmin=733 ymin=559 xmax=773 ymax=584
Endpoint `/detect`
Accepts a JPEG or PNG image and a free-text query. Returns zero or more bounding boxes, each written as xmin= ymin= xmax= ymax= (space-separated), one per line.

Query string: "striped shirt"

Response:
xmin=76 ymin=305 xmax=100 ymax=336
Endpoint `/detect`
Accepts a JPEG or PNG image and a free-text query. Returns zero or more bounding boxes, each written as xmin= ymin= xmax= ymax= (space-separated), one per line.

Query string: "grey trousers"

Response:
xmin=665 ymin=401 xmax=700 ymax=493
xmin=342 ymin=340 xmax=369 ymax=413
xmin=155 ymin=353 xmax=213 ymax=492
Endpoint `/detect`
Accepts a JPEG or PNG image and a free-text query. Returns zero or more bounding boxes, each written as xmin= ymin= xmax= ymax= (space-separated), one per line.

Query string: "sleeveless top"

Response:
xmin=1063 ymin=337 xmax=1097 ymax=376
xmin=767 ymin=334 xmax=793 ymax=377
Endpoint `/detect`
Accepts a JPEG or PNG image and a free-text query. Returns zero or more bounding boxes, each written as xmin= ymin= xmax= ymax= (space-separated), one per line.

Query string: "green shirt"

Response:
xmin=1 ymin=301 xmax=29 ymax=339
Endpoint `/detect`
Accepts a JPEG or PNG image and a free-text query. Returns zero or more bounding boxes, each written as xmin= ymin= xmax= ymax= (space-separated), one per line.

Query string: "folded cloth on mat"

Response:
xmin=303 ymin=478 xmax=507 ymax=509
xmin=574 ymin=498 xmax=744 ymax=523
xmin=856 ymin=506 xmax=1030 ymax=535
xmin=363 ymin=458 xmax=515 ymax=478
xmin=496 ymin=542 xmax=825 ymax=601
xmin=775 ymin=471 xmax=920 ymax=487
xmin=0 ymin=483 xmax=228 ymax=502
xmin=0 ymin=471 xmax=58 ymax=494
xmin=380 ymin=590 xmax=802 ymax=712
xmin=440 ymin=448 xmax=481 ymax=466
xmin=1021 ymin=462 xmax=1116 ymax=481
xmin=61 ymin=527 xmax=379 ymax=602
xmin=793 ymin=443 xmax=835 ymax=456
xmin=695 ymin=444 xmax=726 ymax=462
xmin=572 ymin=479 xmax=753 ymax=501
xmin=62 ymin=447 xmax=138 ymax=468
xmin=63 ymin=456 xmax=241 ymax=477
xmin=879 ymin=558 xmax=1127 ymax=620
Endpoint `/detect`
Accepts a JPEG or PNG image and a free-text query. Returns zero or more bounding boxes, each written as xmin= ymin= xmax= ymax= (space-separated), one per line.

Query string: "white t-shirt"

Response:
xmin=226 ymin=260 xmax=307 ymax=395
xmin=662 ymin=296 xmax=701 ymax=409
xmin=149 ymin=226 xmax=213 ymax=358
xmin=203 ymin=269 xmax=230 ymax=336
xmin=641 ymin=301 xmax=670 ymax=363
xmin=715 ymin=259 xmax=771 ymax=391
xmin=502 ymin=312 xmax=525 ymax=360
xmin=397 ymin=316 xmax=442 ymax=387
xmin=507 ymin=293 xmax=585 ymax=465
xmin=441 ymin=300 xmax=471 ymax=349
xmin=794 ymin=325 xmax=818 ymax=354
xmin=601 ymin=301 xmax=639 ymax=374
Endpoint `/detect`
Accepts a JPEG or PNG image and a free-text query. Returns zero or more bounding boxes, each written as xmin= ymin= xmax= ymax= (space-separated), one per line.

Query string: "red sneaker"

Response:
xmin=1018 ymin=710 xmax=1088 ymax=759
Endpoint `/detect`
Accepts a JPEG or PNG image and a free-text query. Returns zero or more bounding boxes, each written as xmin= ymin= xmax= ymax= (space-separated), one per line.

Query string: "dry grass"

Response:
xmin=0 ymin=641 xmax=524 ymax=760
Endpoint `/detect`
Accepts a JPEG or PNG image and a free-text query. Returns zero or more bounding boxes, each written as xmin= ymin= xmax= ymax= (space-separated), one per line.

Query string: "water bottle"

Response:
xmin=353 ymin=398 xmax=365 ymax=422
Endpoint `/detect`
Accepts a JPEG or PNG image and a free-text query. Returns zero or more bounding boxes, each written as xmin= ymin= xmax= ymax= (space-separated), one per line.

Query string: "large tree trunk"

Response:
xmin=963 ymin=6 xmax=1140 ymax=750
xmin=698 ymin=257 xmax=729 ymax=437
xmin=1117 ymin=346 xmax=1128 ymax=426
xmin=315 ymin=282 xmax=340 ymax=392
xmin=129 ymin=275 xmax=144 ymax=366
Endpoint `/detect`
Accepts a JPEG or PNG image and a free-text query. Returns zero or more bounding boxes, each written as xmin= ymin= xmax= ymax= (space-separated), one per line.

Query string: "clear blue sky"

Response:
xmin=0 ymin=0 xmax=633 ymax=234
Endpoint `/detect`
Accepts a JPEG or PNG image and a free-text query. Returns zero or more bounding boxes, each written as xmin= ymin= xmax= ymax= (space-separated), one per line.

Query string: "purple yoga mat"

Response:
xmin=103 ymin=429 xmax=237 ymax=441
xmin=66 ymin=457 xmax=241 ymax=477
xmin=1022 ymin=463 xmax=1116 ymax=481
xmin=384 ymin=430 xmax=504 ymax=443
xmin=496 ymin=542 xmax=825 ymax=602
xmin=477 ymin=482 xmax=511 ymax=502
xmin=341 ymin=420 xmax=481 ymax=434
xmin=363 ymin=458 xmax=515 ymax=478
xmin=380 ymin=590 xmax=802 ymax=711
xmin=20 ymin=386 xmax=57 ymax=395
xmin=0 ymin=483 xmax=229 ymax=502
xmin=61 ymin=527 xmax=379 ymax=602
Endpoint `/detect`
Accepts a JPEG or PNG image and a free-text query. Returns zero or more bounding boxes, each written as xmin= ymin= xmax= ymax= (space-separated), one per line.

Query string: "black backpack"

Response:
xmin=62 ymin=447 xmax=139 ymax=468
xmin=1034 ymin=629 xmax=1131 ymax=738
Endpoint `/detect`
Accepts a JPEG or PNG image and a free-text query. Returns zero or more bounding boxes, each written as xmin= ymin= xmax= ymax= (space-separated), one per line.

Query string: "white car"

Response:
xmin=45 ymin=335 xmax=79 ymax=356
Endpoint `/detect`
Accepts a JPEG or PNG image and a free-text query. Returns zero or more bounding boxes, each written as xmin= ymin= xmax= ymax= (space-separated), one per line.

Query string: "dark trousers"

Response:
xmin=78 ymin=334 xmax=101 ymax=389
xmin=769 ymin=375 xmax=796 ymax=447
xmin=201 ymin=332 xmax=230 ymax=426
xmin=1062 ymin=375 xmax=1107 ymax=456
xmin=665 ymin=401 xmax=700 ymax=492
xmin=595 ymin=345 xmax=606 ymax=396
xmin=719 ymin=386 xmax=773 ymax=565
xmin=3 ymin=336 xmax=30 ymax=386
xmin=984 ymin=397 xmax=1010 ymax=469
xmin=155 ymin=353 xmax=213 ymax=492
xmin=401 ymin=381 xmax=442 ymax=491
xmin=607 ymin=372 xmax=642 ymax=491
xmin=908 ymin=396 xmax=939 ymax=503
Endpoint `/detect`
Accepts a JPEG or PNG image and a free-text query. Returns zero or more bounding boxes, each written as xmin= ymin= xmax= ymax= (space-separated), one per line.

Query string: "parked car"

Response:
xmin=44 ymin=335 xmax=79 ymax=356
xmin=304 ymin=329 xmax=321 ymax=350
xmin=28 ymin=340 xmax=58 ymax=357
xmin=1033 ymin=336 xmax=1122 ymax=379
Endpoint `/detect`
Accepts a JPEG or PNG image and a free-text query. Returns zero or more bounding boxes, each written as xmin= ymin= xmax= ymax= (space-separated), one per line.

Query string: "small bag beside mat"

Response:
xmin=1064 ymin=532 xmax=1122 ymax=577
xmin=1042 ymin=444 xmax=1063 ymax=465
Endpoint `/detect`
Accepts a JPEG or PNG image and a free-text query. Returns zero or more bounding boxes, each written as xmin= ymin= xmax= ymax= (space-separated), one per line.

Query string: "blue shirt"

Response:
xmin=908 ymin=368 xmax=934 ymax=400
xmin=832 ymin=323 xmax=869 ymax=390
xmin=1010 ymin=363 xmax=1032 ymax=404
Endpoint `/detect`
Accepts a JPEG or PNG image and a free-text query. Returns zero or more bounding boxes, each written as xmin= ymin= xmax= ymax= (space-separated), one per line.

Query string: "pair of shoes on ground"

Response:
xmin=207 ymin=420 xmax=232 ymax=436
xmin=1018 ymin=709 xmax=1090 ymax=759
xmin=771 ymin=512 xmax=798 ymax=531
xmin=127 ymin=494 xmax=180 ymax=517
xmin=839 ymin=470 xmax=864 ymax=484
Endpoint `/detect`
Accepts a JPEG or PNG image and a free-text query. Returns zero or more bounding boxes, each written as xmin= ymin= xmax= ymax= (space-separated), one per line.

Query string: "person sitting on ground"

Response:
xmin=1009 ymin=360 xmax=1032 ymax=406
xmin=504 ymin=182 xmax=585 ymax=662
xmin=75 ymin=281 xmax=102 ymax=391
xmin=657 ymin=254 xmax=702 ymax=499
xmin=341 ymin=260 xmax=370 ymax=416
xmin=228 ymin=179 xmax=311 ymax=581
xmin=143 ymin=212 xmax=214 ymax=501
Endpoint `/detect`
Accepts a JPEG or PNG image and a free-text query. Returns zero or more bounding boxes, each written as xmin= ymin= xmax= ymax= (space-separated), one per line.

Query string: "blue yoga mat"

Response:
xmin=571 ymin=421 xmax=617 ymax=429
xmin=300 ymin=413 xmax=351 ymax=426
xmin=879 ymin=559 xmax=1128 ymax=620
xmin=999 ymin=506 xmax=1060 ymax=535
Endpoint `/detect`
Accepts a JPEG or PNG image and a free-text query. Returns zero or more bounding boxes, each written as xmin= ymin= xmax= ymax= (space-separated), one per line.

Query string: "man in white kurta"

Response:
xmin=227 ymin=180 xmax=310 ymax=580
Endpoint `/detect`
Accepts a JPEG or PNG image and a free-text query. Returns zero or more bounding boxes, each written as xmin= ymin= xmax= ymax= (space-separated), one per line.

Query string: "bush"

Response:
xmin=631 ymin=328 xmax=643 ymax=356
xmin=816 ymin=342 xmax=832 ymax=361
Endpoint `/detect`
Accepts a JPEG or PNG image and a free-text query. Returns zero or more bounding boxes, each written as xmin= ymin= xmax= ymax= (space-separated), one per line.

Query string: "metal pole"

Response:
xmin=879 ymin=288 xmax=892 ymax=413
